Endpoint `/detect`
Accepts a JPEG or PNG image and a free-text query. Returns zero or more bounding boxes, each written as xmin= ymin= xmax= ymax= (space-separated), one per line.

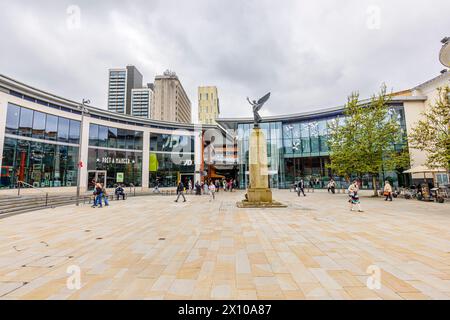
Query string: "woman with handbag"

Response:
xmin=383 ymin=181 xmax=393 ymax=201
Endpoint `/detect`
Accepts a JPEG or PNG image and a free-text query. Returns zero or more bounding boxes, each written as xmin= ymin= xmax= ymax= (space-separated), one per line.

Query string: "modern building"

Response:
xmin=216 ymin=71 xmax=450 ymax=189
xmin=153 ymin=70 xmax=191 ymax=124
xmin=131 ymin=83 xmax=153 ymax=118
xmin=198 ymin=86 xmax=220 ymax=125
xmin=107 ymin=65 xmax=143 ymax=115
xmin=0 ymin=74 xmax=217 ymax=192
xmin=0 ymin=71 xmax=448 ymax=193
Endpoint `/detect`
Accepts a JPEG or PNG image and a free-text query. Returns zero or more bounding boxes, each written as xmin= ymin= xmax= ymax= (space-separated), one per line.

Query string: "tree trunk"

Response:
xmin=372 ymin=175 xmax=378 ymax=196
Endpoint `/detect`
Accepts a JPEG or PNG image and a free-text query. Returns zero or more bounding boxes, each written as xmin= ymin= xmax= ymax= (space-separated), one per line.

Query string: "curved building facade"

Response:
xmin=0 ymin=74 xmax=214 ymax=192
xmin=1 ymin=72 xmax=449 ymax=192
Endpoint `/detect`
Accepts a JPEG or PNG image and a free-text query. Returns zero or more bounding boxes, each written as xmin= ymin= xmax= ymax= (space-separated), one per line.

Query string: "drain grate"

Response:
xmin=158 ymin=238 xmax=166 ymax=241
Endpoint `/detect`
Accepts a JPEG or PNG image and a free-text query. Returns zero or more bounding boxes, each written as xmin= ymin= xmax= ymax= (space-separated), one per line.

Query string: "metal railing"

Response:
xmin=17 ymin=181 xmax=49 ymax=206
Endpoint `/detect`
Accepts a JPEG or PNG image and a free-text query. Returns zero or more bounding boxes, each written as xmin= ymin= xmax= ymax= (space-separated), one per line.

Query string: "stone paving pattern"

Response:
xmin=0 ymin=190 xmax=449 ymax=300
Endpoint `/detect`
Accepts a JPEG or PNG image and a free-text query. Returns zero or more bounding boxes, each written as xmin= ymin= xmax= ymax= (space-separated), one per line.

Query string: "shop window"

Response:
xmin=89 ymin=124 xmax=99 ymax=146
xmin=57 ymin=117 xmax=70 ymax=143
xmin=6 ymin=103 xmax=21 ymax=135
xmin=46 ymin=115 xmax=58 ymax=141
xmin=18 ymin=107 xmax=33 ymax=137
xmin=32 ymin=111 xmax=46 ymax=140
xmin=69 ymin=120 xmax=81 ymax=144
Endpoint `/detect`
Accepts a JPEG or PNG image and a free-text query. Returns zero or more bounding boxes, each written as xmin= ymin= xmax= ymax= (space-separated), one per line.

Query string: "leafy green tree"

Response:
xmin=327 ymin=85 xmax=410 ymax=195
xmin=408 ymin=86 xmax=450 ymax=172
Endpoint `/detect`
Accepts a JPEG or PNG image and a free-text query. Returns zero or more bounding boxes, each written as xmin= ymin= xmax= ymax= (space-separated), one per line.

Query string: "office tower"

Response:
xmin=153 ymin=70 xmax=192 ymax=123
xmin=107 ymin=65 xmax=143 ymax=115
xmin=131 ymin=83 xmax=154 ymax=118
xmin=198 ymin=86 xmax=220 ymax=125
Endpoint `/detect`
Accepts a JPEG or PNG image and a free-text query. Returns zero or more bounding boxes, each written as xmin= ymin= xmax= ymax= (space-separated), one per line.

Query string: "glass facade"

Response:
xmin=237 ymin=122 xmax=283 ymax=189
xmin=236 ymin=105 xmax=409 ymax=189
xmin=5 ymin=103 xmax=80 ymax=143
xmin=89 ymin=123 xmax=143 ymax=150
xmin=149 ymin=133 xmax=195 ymax=187
xmin=149 ymin=153 xmax=195 ymax=187
xmin=150 ymin=133 xmax=194 ymax=153
xmin=87 ymin=148 xmax=142 ymax=188
xmin=1 ymin=138 xmax=78 ymax=188
xmin=1 ymin=103 xmax=80 ymax=189
xmin=87 ymin=124 xmax=144 ymax=187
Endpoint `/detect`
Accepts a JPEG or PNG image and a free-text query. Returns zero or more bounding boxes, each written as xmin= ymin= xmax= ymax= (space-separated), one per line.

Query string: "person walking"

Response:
xmin=383 ymin=181 xmax=393 ymax=201
xmin=328 ymin=178 xmax=336 ymax=194
xmin=153 ymin=178 xmax=160 ymax=193
xmin=188 ymin=179 xmax=193 ymax=193
xmin=297 ymin=178 xmax=306 ymax=197
xmin=93 ymin=182 xmax=103 ymax=208
xmin=348 ymin=180 xmax=363 ymax=212
xmin=195 ymin=181 xmax=201 ymax=195
xmin=175 ymin=181 xmax=186 ymax=202
xmin=102 ymin=184 xmax=109 ymax=206
xmin=209 ymin=181 xmax=216 ymax=201
xmin=215 ymin=180 xmax=220 ymax=193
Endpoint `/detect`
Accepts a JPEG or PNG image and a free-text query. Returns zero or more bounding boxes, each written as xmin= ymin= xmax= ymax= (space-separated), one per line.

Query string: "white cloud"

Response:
xmin=0 ymin=0 xmax=448 ymax=119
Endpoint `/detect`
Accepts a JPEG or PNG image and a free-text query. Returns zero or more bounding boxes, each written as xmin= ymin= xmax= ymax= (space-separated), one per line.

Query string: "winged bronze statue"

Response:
xmin=247 ymin=92 xmax=271 ymax=127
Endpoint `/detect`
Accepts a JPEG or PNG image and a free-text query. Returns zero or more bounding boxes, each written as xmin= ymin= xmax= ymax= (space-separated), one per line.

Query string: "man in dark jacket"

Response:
xmin=175 ymin=181 xmax=186 ymax=202
xmin=297 ymin=179 xmax=306 ymax=197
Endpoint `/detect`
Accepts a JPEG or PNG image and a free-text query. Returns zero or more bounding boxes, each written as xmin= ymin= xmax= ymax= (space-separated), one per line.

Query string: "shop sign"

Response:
xmin=97 ymin=157 xmax=131 ymax=164
xmin=117 ymin=172 xmax=124 ymax=183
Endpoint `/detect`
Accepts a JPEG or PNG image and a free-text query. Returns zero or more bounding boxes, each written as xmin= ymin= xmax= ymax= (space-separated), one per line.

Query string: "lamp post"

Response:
xmin=76 ymin=99 xmax=90 ymax=206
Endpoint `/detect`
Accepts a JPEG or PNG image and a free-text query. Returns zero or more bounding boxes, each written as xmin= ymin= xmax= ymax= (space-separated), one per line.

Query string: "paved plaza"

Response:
xmin=0 ymin=190 xmax=449 ymax=300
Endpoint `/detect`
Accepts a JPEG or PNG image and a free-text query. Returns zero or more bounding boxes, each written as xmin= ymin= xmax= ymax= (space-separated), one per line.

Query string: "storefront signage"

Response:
xmin=97 ymin=157 xmax=131 ymax=164
xmin=116 ymin=172 xmax=124 ymax=183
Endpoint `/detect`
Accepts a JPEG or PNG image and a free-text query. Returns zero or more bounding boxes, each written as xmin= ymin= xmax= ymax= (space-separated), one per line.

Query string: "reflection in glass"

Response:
xmin=18 ymin=107 xmax=33 ymax=137
xmin=46 ymin=115 xmax=58 ymax=141
xmin=6 ymin=103 xmax=21 ymax=134
xmin=32 ymin=111 xmax=46 ymax=139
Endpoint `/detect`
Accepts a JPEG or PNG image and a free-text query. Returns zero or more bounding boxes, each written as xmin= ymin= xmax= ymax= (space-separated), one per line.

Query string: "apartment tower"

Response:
xmin=153 ymin=70 xmax=191 ymax=123
xmin=198 ymin=86 xmax=220 ymax=125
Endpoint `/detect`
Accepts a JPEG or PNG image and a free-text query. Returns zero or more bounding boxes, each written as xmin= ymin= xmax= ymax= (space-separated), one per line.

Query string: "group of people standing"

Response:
xmin=174 ymin=178 xmax=237 ymax=203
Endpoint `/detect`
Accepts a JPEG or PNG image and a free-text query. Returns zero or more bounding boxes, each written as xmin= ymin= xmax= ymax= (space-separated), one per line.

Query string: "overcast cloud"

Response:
xmin=0 ymin=0 xmax=449 ymax=121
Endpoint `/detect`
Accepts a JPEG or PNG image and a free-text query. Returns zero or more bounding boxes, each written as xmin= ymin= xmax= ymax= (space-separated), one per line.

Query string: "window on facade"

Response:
xmin=45 ymin=115 xmax=58 ymax=141
xmin=98 ymin=125 xmax=108 ymax=148
xmin=5 ymin=103 xmax=21 ymax=135
xmin=117 ymin=129 xmax=127 ymax=149
xmin=18 ymin=107 xmax=33 ymax=137
xmin=32 ymin=111 xmax=46 ymax=139
xmin=57 ymin=117 xmax=70 ymax=143
xmin=108 ymin=127 xmax=118 ymax=149
xmin=69 ymin=120 xmax=80 ymax=144
xmin=89 ymin=124 xmax=99 ymax=146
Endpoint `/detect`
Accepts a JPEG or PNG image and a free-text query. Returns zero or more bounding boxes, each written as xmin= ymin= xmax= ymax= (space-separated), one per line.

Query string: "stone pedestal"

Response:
xmin=248 ymin=127 xmax=272 ymax=202
xmin=237 ymin=127 xmax=285 ymax=208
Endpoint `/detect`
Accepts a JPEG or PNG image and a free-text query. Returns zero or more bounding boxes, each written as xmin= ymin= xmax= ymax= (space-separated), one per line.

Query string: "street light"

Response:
xmin=76 ymin=99 xmax=90 ymax=206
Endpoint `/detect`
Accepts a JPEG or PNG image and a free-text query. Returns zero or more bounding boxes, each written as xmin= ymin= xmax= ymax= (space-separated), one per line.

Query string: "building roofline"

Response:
xmin=0 ymin=73 xmax=209 ymax=131
xmin=413 ymin=71 xmax=450 ymax=90
xmin=216 ymin=95 xmax=427 ymax=125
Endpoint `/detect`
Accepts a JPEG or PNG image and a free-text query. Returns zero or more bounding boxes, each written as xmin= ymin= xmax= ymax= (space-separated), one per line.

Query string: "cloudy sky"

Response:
xmin=0 ymin=0 xmax=449 ymax=121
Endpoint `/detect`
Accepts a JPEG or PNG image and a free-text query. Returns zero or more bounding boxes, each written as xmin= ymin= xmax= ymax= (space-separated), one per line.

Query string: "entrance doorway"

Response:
xmin=88 ymin=170 xmax=107 ymax=190
xmin=180 ymin=173 xmax=194 ymax=185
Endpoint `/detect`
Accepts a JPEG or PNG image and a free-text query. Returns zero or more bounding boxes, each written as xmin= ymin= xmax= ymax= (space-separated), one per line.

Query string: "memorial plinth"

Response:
xmin=237 ymin=127 xmax=286 ymax=208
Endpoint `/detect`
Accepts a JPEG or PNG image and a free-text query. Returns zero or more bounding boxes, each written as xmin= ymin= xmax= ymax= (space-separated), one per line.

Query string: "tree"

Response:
xmin=408 ymin=86 xmax=450 ymax=172
xmin=327 ymin=85 xmax=410 ymax=196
